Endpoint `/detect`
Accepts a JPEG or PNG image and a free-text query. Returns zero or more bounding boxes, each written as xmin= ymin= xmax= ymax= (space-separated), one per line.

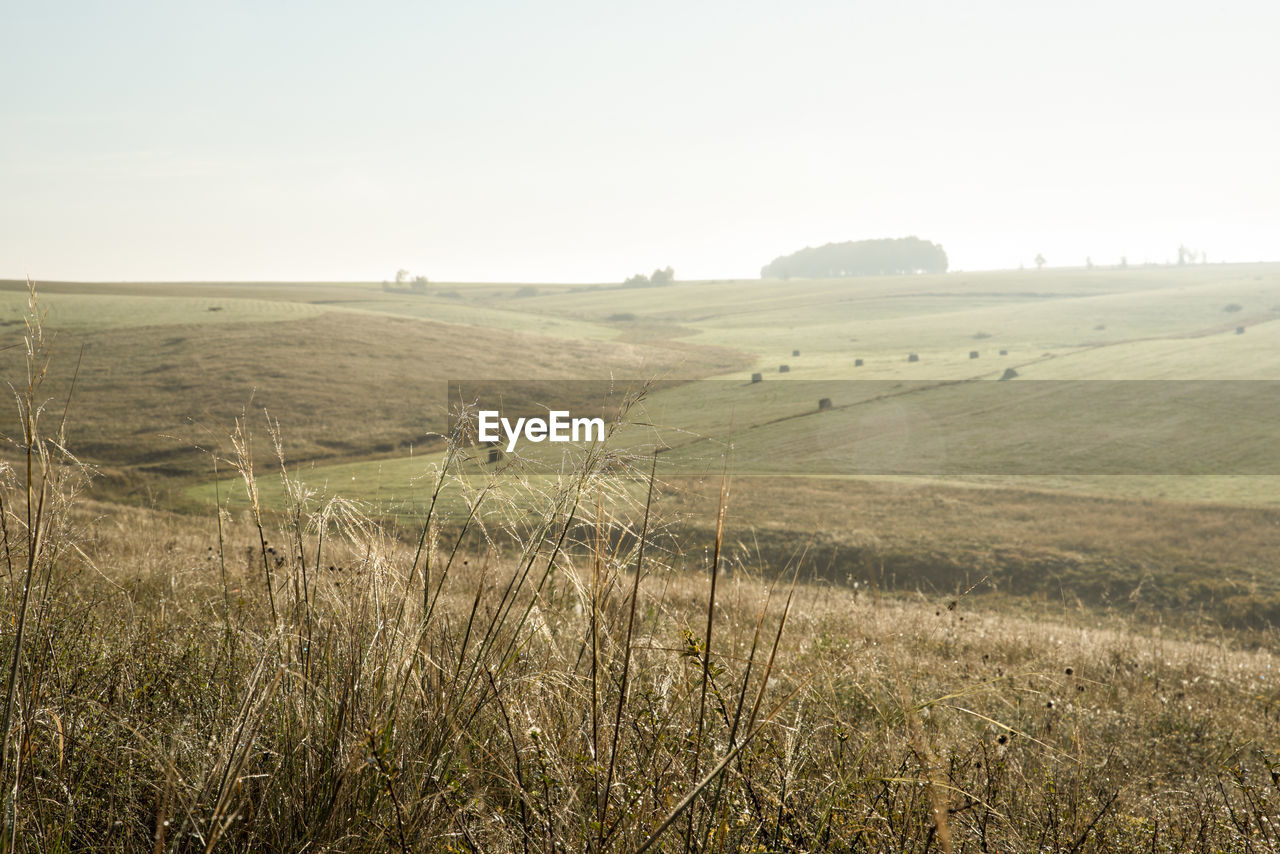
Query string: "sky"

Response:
xmin=2 ymin=0 xmax=1277 ymax=283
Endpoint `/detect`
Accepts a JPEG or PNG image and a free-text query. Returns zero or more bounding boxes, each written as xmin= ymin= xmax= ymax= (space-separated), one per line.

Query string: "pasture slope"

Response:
xmin=6 ymin=266 xmax=1280 ymax=627
xmin=128 ymin=265 xmax=1279 ymax=629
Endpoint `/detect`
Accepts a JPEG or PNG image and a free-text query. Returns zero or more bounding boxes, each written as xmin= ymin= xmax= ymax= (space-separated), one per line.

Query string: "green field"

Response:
xmin=6 ymin=265 xmax=1280 ymax=626
xmin=0 ymin=264 xmax=1226 ymax=637
xmin=140 ymin=263 xmax=1280 ymax=514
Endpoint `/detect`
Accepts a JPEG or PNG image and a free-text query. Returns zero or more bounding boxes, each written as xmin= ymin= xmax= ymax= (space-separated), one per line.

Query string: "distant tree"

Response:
xmin=621 ymin=267 xmax=674 ymax=287
xmin=411 ymin=275 xmax=429 ymax=293
xmin=395 ymin=269 xmax=410 ymax=284
xmin=1177 ymin=245 xmax=1191 ymax=265
xmin=1034 ymin=253 xmax=1046 ymax=270
xmin=760 ymin=237 xmax=948 ymax=279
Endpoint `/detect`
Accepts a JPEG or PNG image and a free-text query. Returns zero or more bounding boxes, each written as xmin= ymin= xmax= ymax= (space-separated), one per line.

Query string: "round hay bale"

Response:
xmin=1237 ymin=326 xmax=1245 ymax=334
xmin=999 ymin=349 xmax=1008 ymax=356
xmin=818 ymin=397 xmax=832 ymax=411
xmin=854 ymin=358 xmax=864 ymax=367
xmin=999 ymin=367 xmax=1018 ymax=381
xmin=908 ymin=353 xmax=919 ymax=363
xmin=792 ymin=349 xmax=800 ymax=356
xmin=779 ymin=364 xmax=790 ymax=373
xmin=751 ymin=372 xmax=763 ymax=383
xmin=969 ymin=350 xmax=979 ymax=359
xmin=488 ymin=448 xmax=503 ymax=463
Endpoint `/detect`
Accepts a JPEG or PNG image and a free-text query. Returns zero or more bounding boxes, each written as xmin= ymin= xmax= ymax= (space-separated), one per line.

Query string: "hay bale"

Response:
xmin=751 ymin=372 xmax=763 ymax=383
xmin=969 ymin=350 xmax=979 ymax=359
xmin=488 ymin=448 xmax=503 ymax=463
xmin=793 ymin=349 xmax=800 ymax=356
xmin=818 ymin=398 xmax=832 ymax=411
xmin=907 ymin=353 xmax=919 ymax=363
xmin=999 ymin=367 xmax=1018 ymax=381
xmin=999 ymin=349 xmax=1008 ymax=356
xmin=1237 ymin=326 xmax=1246 ymax=334
xmin=779 ymin=364 xmax=790 ymax=373
xmin=854 ymin=358 xmax=864 ymax=367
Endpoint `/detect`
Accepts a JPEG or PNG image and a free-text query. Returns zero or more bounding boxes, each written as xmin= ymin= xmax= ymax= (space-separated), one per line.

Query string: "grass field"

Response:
xmin=0 ymin=279 xmax=748 ymax=504
xmin=10 ymin=265 xmax=1275 ymax=622
xmin=4 ymin=266 xmax=1280 ymax=849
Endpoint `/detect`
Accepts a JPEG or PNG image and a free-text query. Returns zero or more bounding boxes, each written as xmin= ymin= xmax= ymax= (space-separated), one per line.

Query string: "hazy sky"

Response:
xmin=2 ymin=1 xmax=1276 ymax=282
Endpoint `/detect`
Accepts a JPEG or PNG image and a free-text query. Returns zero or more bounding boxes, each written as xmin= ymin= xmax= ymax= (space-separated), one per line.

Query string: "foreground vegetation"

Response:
xmin=5 ymin=449 xmax=1280 ymax=851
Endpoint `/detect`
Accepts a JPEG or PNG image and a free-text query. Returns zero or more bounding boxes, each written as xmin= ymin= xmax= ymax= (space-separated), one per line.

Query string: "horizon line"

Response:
xmin=4 ymin=260 xmax=1279 ymax=289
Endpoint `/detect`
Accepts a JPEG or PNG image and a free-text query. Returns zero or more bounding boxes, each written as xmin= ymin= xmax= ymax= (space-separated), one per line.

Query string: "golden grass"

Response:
xmin=7 ymin=484 xmax=1275 ymax=851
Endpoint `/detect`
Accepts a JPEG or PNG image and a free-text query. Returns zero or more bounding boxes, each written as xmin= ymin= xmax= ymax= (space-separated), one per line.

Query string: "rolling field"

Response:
xmin=135 ymin=267 xmax=1274 ymax=485
xmin=0 ymin=278 xmax=748 ymax=503
xmin=9 ymin=266 xmax=1280 ymax=624
xmin=5 ymin=266 xmax=1280 ymax=850
xmin=85 ymin=262 xmax=1267 ymax=634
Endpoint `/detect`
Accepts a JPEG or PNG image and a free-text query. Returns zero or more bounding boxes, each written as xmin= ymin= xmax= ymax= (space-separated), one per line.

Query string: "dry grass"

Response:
xmin=6 ymin=491 xmax=1280 ymax=851
xmin=662 ymin=475 xmax=1280 ymax=632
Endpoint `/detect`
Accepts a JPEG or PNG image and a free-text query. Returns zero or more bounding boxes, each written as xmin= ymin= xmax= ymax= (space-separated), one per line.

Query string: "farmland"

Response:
xmin=3 ymin=264 xmax=1280 ymax=850
xmin=6 ymin=266 xmax=1280 ymax=624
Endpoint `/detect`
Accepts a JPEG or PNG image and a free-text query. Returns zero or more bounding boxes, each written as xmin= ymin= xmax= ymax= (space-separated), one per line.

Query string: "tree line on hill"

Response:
xmin=383 ymin=268 xmax=428 ymax=293
xmin=623 ymin=266 xmax=675 ymax=287
xmin=761 ymin=237 xmax=948 ymax=279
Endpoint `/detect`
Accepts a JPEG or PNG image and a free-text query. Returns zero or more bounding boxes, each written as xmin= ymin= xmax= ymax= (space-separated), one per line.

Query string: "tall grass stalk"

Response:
xmin=0 ymin=280 xmax=88 ymax=848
